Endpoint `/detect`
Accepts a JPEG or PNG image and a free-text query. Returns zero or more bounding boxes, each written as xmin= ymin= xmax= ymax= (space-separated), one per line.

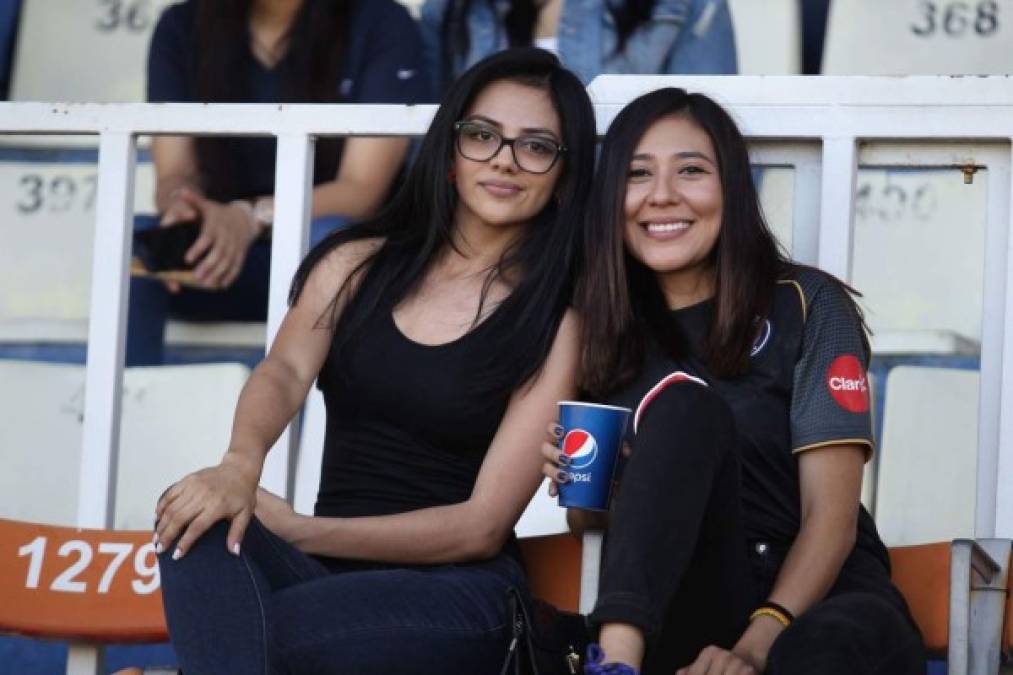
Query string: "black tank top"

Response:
xmin=315 ymin=301 xmax=512 ymax=523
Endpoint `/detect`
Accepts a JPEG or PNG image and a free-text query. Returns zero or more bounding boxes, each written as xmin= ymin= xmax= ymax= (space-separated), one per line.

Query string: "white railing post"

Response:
xmin=261 ymin=133 xmax=315 ymax=498
xmin=982 ymin=146 xmax=1013 ymax=538
xmin=791 ymin=147 xmax=823 ymax=266
xmin=817 ymin=137 xmax=858 ymax=280
xmin=78 ymin=132 xmax=136 ymax=530
xmin=71 ymin=131 xmax=135 ymax=675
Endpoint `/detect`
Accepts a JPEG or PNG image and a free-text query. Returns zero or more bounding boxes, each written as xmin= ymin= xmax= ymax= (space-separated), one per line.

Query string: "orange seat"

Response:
xmin=0 ymin=518 xmax=168 ymax=643
xmin=518 ymin=532 xmax=582 ymax=612
xmin=889 ymin=542 xmax=951 ymax=656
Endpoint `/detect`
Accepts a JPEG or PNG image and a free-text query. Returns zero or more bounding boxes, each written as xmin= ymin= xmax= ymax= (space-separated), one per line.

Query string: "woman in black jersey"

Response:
xmin=542 ymin=89 xmax=925 ymax=674
xmin=150 ymin=49 xmax=594 ymax=674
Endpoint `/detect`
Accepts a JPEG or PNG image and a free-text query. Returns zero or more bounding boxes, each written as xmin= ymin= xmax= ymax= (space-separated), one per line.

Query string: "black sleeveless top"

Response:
xmin=315 ymin=301 xmax=512 ymax=526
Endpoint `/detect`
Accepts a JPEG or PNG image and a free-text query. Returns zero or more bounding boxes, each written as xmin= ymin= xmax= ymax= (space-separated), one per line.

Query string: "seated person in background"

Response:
xmin=420 ymin=0 xmax=737 ymax=96
xmin=127 ymin=0 xmax=429 ymax=365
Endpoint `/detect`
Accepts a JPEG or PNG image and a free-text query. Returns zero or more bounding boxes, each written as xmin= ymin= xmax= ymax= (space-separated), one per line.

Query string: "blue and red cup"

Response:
xmin=556 ymin=401 xmax=632 ymax=511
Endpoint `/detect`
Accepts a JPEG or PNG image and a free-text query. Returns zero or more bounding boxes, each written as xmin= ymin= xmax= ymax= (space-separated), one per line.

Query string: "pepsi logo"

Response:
xmin=826 ymin=355 xmax=870 ymax=413
xmin=562 ymin=429 xmax=598 ymax=469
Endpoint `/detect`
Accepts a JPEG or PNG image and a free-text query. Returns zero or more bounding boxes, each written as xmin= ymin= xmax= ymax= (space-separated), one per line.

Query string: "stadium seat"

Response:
xmin=517 ymin=532 xmax=582 ymax=613
xmin=0 ymin=154 xmax=266 ymax=356
xmin=0 ymin=518 xmax=168 ymax=675
xmin=727 ymin=0 xmax=801 ymax=74
xmin=0 ymin=158 xmax=155 ymax=348
xmin=10 ymin=0 xmax=175 ymax=103
xmin=0 ymin=361 xmax=250 ymax=529
xmin=890 ymin=539 xmax=1012 ymax=674
xmin=874 ymin=366 xmax=979 ymax=546
xmin=852 ymin=167 xmax=986 ymax=354
xmin=822 ymin=0 xmax=1013 ymax=75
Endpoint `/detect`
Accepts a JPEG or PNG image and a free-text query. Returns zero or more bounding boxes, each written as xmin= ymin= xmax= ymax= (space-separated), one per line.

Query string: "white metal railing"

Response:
xmin=0 ymin=74 xmax=1010 ymax=558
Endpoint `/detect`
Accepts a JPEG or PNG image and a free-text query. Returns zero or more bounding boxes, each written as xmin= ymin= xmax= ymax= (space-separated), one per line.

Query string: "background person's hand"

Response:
xmin=160 ymin=185 xmax=201 ymax=227
xmin=172 ymin=189 xmax=259 ymax=290
xmin=154 ymin=186 xmax=203 ymax=293
xmin=154 ymin=453 xmax=259 ymax=559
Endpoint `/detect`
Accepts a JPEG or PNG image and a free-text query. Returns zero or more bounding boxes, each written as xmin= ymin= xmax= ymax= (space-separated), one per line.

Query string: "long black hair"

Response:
xmin=192 ymin=0 xmax=351 ymax=199
xmin=578 ymin=87 xmax=866 ymax=395
xmin=439 ymin=0 xmax=656 ymax=90
xmin=290 ymin=48 xmax=596 ymax=397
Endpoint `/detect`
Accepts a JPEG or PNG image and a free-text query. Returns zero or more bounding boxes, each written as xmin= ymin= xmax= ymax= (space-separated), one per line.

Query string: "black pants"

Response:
xmin=588 ymin=381 xmax=925 ymax=675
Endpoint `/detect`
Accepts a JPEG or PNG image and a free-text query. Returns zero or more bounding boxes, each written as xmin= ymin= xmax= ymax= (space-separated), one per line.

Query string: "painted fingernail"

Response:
xmin=557 ymin=471 xmax=570 ymax=483
xmin=172 ymin=547 xmax=182 ymax=561
xmin=557 ymin=453 xmax=571 ymax=465
xmin=155 ymin=542 xmax=164 ymax=554
xmin=551 ymin=424 xmax=564 ymax=438
xmin=232 ymin=543 xmax=240 ymax=556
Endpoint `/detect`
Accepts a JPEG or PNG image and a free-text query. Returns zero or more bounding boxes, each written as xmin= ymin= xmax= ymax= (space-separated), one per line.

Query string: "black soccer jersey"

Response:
xmin=605 ymin=267 xmax=891 ymax=575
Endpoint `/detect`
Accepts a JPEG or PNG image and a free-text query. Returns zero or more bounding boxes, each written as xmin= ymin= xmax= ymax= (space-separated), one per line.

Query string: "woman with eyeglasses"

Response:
xmin=152 ymin=48 xmax=595 ymax=674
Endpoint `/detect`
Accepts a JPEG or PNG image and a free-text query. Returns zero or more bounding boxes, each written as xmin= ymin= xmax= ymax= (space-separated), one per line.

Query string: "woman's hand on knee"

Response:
xmin=677 ymin=646 xmax=759 ymax=675
xmin=154 ymin=453 xmax=259 ymax=560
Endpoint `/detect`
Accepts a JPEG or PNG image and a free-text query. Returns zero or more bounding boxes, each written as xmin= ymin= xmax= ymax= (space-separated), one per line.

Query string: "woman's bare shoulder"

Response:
xmin=297 ymin=237 xmax=385 ymax=310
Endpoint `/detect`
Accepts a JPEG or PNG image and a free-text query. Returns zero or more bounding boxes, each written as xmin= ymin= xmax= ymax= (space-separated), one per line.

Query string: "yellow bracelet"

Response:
xmin=750 ymin=607 xmax=791 ymax=627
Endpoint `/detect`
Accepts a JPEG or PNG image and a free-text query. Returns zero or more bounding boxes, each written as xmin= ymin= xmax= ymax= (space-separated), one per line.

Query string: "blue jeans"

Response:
xmin=158 ymin=518 xmax=526 ymax=674
xmin=126 ymin=214 xmax=348 ymax=366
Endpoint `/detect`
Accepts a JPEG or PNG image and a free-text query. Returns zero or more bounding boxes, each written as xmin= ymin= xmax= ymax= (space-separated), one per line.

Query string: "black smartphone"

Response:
xmin=133 ymin=219 xmax=202 ymax=272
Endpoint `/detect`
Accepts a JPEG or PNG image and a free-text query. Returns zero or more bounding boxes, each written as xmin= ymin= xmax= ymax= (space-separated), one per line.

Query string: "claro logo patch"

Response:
xmin=826 ymin=355 xmax=869 ymax=413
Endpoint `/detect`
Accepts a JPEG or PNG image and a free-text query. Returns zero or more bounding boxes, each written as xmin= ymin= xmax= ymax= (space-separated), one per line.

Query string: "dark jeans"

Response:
xmin=158 ymin=518 xmax=525 ymax=675
xmin=588 ymin=381 xmax=925 ymax=675
xmin=126 ymin=214 xmax=347 ymax=366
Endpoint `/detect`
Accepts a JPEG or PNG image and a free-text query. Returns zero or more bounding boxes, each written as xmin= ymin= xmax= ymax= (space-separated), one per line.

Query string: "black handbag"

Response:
xmin=500 ymin=587 xmax=591 ymax=675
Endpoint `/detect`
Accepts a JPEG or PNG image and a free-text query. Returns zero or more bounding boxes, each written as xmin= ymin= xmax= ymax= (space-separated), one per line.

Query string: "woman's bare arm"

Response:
xmin=154 ymin=239 xmax=382 ymax=557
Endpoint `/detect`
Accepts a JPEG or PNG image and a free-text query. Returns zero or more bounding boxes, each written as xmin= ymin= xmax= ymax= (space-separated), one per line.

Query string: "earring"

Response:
xmin=447 ymin=168 xmax=457 ymax=183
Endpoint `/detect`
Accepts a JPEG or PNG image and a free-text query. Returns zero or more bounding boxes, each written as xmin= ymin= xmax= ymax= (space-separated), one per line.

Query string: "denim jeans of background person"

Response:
xmin=126 ymin=214 xmax=346 ymax=365
xmin=420 ymin=0 xmax=738 ymax=96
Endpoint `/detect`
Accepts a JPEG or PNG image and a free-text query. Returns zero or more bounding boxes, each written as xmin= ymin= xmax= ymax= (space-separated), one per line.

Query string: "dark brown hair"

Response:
xmin=192 ymin=0 xmax=351 ymax=199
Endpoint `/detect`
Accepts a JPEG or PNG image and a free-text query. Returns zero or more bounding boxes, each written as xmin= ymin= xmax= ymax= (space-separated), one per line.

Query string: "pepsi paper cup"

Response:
xmin=556 ymin=401 xmax=632 ymax=511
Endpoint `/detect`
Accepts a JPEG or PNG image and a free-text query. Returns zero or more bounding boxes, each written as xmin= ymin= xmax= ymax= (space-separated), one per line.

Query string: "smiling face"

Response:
xmin=623 ymin=114 xmax=723 ymax=302
xmin=452 ymin=79 xmax=564 ymax=232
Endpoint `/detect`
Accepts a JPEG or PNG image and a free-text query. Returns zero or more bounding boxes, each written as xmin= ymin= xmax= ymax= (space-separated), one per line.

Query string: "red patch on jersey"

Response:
xmin=826 ymin=355 xmax=870 ymax=413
